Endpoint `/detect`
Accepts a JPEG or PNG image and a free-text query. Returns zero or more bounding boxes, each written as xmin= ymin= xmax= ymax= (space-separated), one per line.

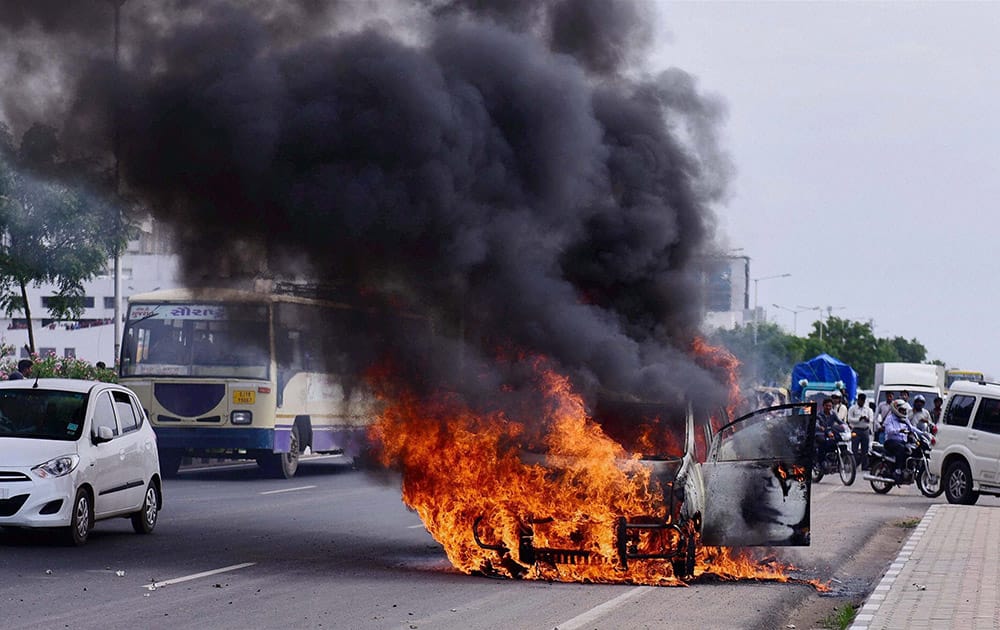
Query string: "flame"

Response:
xmin=369 ymin=353 xmax=816 ymax=588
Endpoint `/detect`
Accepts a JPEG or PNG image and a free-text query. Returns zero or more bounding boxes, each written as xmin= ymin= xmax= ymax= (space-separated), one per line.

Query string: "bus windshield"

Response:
xmin=120 ymin=302 xmax=270 ymax=379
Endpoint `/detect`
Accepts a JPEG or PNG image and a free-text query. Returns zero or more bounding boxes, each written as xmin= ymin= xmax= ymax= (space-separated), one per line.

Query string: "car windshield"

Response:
xmin=0 ymin=390 xmax=87 ymax=441
xmin=592 ymin=398 xmax=687 ymax=460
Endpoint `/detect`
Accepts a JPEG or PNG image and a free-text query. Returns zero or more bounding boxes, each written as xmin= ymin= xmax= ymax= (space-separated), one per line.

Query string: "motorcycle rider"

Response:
xmin=911 ymin=394 xmax=933 ymax=433
xmin=815 ymin=397 xmax=845 ymax=467
xmin=849 ymin=392 xmax=873 ymax=470
xmin=883 ymin=399 xmax=916 ymax=481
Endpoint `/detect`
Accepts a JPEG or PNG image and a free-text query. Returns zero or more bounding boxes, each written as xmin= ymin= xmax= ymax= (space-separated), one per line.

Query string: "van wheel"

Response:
xmin=62 ymin=488 xmax=92 ymax=546
xmin=944 ymin=460 xmax=980 ymax=505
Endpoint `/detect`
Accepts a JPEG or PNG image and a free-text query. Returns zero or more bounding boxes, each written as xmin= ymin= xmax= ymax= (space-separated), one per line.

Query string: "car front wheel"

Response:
xmin=131 ymin=483 xmax=160 ymax=534
xmin=63 ymin=488 xmax=92 ymax=546
xmin=944 ymin=460 xmax=980 ymax=505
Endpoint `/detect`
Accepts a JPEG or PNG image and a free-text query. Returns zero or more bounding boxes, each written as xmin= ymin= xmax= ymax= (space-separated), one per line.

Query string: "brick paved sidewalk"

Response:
xmin=851 ymin=503 xmax=1000 ymax=630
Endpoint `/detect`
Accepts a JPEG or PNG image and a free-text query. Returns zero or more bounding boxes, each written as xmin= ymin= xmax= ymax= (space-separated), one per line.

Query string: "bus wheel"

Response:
xmin=258 ymin=424 xmax=301 ymax=479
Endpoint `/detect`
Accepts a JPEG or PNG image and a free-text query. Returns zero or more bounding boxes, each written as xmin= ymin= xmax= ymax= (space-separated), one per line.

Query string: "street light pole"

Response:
xmin=772 ymin=303 xmax=806 ymax=336
xmin=751 ymin=273 xmax=791 ymax=344
xmin=110 ymin=0 xmax=127 ymax=365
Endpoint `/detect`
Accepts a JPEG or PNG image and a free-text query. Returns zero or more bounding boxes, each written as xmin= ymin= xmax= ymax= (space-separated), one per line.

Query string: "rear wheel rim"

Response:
xmin=74 ymin=495 xmax=90 ymax=540
xmin=948 ymin=467 xmax=968 ymax=499
xmin=144 ymin=487 xmax=158 ymax=527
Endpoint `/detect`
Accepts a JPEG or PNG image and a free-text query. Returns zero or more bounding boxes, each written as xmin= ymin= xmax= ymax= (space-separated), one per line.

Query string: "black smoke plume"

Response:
xmin=0 ymin=0 xmax=732 ymax=410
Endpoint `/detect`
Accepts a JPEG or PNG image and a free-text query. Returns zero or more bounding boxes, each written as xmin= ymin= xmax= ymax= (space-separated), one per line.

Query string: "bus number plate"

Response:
xmin=233 ymin=390 xmax=256 ymax=405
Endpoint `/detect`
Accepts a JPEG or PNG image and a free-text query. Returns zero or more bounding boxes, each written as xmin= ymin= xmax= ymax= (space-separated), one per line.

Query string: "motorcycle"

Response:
xmin=812 ymin=423 xmax=856 ymax=485
xmin=864 ymin=426 xmax=943 ymax=497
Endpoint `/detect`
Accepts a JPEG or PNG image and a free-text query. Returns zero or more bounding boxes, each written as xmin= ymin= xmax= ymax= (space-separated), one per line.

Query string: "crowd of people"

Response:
xmin=815 ymin=388 xmax=942 ymax=480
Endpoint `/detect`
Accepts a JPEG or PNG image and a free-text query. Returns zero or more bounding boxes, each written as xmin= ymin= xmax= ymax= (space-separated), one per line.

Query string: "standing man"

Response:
xmin=931 ymin=396 xmax=944 ymax=423
xmin=849 ymin=392 xmax=874 ymax=470
xmin=7 ymin=359 xmax=33 ymax=380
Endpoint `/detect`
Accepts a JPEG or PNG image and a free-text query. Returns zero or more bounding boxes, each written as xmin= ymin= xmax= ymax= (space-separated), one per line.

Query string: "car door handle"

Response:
xmin=968 ymin=435 xmax=978 ymax=441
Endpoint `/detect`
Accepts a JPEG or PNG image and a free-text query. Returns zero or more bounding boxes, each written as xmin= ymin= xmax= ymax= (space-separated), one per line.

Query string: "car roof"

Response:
xmin=0 ymin=378 xmax=111 ymax=394
xmin=948 ymin=380 xmax=1000 ymax=396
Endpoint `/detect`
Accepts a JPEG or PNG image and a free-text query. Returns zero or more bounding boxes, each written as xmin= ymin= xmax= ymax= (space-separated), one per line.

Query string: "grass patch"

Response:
xmin=895 ymin=518 xmax=921 ymax=529
xmin=821 ymin=604 xmax=857 ymax=630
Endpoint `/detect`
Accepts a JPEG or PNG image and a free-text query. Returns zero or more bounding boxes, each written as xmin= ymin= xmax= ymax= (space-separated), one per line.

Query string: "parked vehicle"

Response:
xmin=928 ymin=380 xmax=1000 ymax=505
xmin=864 ymin=425 xmax=941 ymax=498
xmin=813 ymin=422 xmax=855 ymax=485
xmin=0 ymin=379 xmax=161 ymax=545
xmin=874 ymin=362 xmax=945 ymax=407
xmin=791 ymin=354 xmax=858 ymax=404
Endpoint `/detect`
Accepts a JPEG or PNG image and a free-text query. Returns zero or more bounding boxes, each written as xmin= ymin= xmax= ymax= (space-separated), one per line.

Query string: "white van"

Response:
xmin=928 ymin=380 xmax=1000 ymax=504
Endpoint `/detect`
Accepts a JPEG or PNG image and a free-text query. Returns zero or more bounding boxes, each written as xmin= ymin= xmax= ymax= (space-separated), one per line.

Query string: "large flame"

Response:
xmin=370 ymin=350 xmax=816 ymax=587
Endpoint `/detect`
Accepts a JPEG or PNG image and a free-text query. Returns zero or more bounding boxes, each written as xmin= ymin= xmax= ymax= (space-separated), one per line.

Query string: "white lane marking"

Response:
xmin=407 ymin=524 xmax=426 ymax=529
xmin=143 ymin=562 xmax=257 ymax=591
xmin=554 ymin=586 xmax=652 ymax=630
xmin=259 ymin=485 xmax=316 ymax=495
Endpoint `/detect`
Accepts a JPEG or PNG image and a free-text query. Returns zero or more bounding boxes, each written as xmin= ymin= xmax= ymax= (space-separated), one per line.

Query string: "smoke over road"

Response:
xmin=0 ymin=0 xmax=732 ymax=409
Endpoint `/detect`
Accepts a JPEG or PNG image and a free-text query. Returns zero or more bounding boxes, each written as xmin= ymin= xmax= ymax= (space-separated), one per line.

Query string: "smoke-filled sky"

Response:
xmin=0 ymin=0 xmax=734 ymax=408
xmin=656 ymin=2 xmax=1000 ymax=378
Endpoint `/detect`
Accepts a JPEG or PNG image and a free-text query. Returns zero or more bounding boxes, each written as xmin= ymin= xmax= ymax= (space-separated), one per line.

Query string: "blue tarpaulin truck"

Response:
xmin=791 ymin=354 xmax=859 ymax=404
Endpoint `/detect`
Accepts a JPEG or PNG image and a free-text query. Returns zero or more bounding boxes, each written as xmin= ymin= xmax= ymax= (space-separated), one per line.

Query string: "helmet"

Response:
xmin=891 ymin=399 xmax=911 ymax=418
xmin=914 ymin=394 xmax=926 ymax=403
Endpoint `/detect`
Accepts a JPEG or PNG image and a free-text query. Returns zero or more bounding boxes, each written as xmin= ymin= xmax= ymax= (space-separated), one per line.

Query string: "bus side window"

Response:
xmin=275 ymin=303 xmax=306 ymax=406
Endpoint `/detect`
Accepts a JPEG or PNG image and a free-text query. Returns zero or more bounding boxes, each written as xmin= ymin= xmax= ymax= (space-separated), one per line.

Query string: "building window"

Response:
xmin=104 ymin=296 xmax=116 ymax=309
xmin=64 ymin=348 xmax=76 ymax=359
xmin=19 ymin=347 xmax=29 ymax=358
xmin=39 ymin=347 xmax=56 ymax=358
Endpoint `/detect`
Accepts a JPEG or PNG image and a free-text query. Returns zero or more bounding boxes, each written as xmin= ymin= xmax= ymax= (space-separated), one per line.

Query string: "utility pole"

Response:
xmin=110 ymin=0 xmax=127 ymax=365
xmin=752 ymin=273 xmax=790 ymax=345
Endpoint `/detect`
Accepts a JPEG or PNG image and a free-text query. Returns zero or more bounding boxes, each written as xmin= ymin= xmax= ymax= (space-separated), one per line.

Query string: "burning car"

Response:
xmin=376 ymin=371 xmax=816 ymax=585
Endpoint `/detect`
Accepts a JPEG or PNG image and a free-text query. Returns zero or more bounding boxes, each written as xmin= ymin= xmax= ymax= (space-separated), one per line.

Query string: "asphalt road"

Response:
xmin=2 ymin=458 xmax=992 ymax=630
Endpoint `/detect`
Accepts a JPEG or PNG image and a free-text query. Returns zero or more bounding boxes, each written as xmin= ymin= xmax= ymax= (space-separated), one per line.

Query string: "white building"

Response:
xmin=1 ymin=217 xmax=181 ymax=365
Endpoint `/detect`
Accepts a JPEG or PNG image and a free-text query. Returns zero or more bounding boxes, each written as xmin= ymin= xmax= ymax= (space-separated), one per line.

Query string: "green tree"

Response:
xmin=0 ymin=123 xmax=125 ymax=354
xmin=708 ymin=321 xmax=804 ymax=388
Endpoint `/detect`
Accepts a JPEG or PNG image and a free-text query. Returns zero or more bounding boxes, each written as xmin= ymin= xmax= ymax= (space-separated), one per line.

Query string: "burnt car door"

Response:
xmin=699 ymin=402 xmax=816 ymax=547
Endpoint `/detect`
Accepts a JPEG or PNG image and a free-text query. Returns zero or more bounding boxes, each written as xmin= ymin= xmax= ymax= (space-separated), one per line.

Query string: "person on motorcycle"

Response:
xmin=816 ymin=397 xmax=846 ymax=464
xmin=883 ymin=399 xmax=916 ymax=481
xmin=911 ymin=395 xmax=933 ymax=433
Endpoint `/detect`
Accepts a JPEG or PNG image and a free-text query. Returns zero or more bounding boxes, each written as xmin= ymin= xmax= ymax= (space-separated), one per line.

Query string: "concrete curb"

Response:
xmin=847 ymin=503 xmax=939 ymax=630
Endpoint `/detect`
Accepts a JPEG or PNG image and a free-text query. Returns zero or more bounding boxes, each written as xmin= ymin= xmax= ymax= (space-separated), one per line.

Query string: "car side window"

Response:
xmin=113 ymin=391 xmax=140 ymax=433
xmin=971 ymin=397 xmax=1000 ymax=435
xmin=945 ymin=395 xmax=976 ymax=427
xmin=92 ymin=392 xmax=119 ymax=437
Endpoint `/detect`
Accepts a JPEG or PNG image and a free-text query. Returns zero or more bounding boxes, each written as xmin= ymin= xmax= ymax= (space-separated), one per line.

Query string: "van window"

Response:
xmin=945 ymin=395 xmax=976 ymax=427
xmin=971 ymin=397 xmax=1000 ymax=435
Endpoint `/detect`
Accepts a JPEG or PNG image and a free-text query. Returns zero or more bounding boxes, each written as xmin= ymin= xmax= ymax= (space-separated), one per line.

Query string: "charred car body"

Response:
xmin=473 ymin=399 xmax=816 ymax=579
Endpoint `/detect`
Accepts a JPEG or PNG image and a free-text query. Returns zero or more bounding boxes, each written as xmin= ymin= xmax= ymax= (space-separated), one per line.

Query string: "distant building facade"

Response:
xmin=699 ymin=255 xmax=753 ymax=331
xmin=1 ymin=216 xmax=181 ymax=365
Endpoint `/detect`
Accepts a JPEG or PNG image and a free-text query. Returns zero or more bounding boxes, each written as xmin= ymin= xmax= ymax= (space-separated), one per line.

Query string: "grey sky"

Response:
xmin=654 ymin=1 xmax=1000 ymax=375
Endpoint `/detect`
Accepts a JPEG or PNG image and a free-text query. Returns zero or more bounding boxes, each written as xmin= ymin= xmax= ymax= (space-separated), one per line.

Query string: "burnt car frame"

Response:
xmin=473 ymin=400 xmax=816 ymax=579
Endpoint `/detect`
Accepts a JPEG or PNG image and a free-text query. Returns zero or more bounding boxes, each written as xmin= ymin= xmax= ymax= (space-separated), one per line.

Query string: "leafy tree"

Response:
xmin=708 ymin=321 xmax=804 ymax=388
xmin=710 ymin=315 xmax=938 ymax=391
xmin=0 ymin=123 xmax=126 ymax=354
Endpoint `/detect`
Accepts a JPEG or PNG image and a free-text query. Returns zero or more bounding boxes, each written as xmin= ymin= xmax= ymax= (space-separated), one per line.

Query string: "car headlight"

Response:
xmin=32 ymin=455 xmax=80 ymax=479
xmin=230 ymin=410 xmax=252 ymax=425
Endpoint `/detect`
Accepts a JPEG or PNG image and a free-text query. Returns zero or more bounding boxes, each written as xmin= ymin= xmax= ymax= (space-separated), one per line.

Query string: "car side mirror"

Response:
xmin=92 ymin=425 xmax=114 ymax=444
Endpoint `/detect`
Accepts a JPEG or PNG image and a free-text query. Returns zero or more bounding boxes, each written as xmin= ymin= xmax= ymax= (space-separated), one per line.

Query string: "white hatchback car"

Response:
xmin=0 ymin=379 xmax=161 ymax=544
